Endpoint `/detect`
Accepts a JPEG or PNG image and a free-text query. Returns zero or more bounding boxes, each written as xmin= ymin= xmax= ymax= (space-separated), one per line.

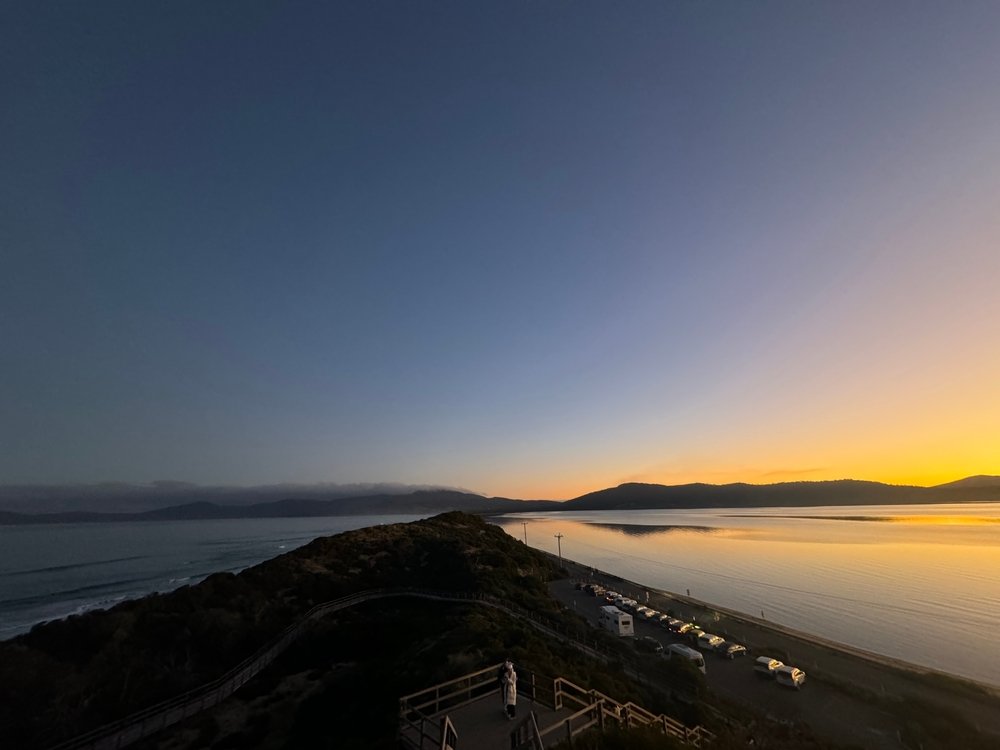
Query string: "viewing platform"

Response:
xmin=399 ymin=662 xmax=714 ymax=749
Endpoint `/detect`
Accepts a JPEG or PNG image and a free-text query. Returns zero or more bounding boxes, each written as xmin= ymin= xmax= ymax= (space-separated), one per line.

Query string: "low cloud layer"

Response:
xmin=0 ymin=482 xmax=467 ymax=514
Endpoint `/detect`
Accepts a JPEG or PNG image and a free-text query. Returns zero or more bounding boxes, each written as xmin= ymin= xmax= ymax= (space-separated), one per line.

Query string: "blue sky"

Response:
xmin=3 ymin=2 xmax=999 ymax=498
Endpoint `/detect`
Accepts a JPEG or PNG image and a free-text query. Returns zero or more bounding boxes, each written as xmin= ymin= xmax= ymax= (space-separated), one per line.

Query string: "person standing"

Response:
xmin=498 ymin=659 xmax=514 ymax=703
xmin=502 ymin=667 xmax=518 ymax=720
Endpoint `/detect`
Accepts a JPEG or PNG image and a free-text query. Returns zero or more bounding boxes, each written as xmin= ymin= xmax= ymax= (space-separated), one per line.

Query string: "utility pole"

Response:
xmin=521 ymin=521 xmax=528 ymax=545
xmin=554 ymin=533 xmax=564 ymax=568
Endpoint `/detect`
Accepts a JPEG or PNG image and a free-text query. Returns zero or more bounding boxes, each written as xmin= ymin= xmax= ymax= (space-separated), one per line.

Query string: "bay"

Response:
xmin=494 ymin=502 xmax=1000 ymax=687
xmin=3 ymin=503 xmax=998 ymax=688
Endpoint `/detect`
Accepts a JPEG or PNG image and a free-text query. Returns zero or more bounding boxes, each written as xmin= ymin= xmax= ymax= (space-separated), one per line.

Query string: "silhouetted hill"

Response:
xmin=4 ymin=477 xmax=997 ymax=523
xmin=559 ymin=478 xmax=1000 ymax=510
xmin=933 ymin=475 xmax=1000 ymax=488
xmin=0 ymin=490 xmax=559 ymax=525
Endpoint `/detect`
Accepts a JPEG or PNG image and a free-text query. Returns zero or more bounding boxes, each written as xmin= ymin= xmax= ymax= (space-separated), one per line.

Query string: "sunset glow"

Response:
xmin=2 ymin=3 xmax=998 ymax=498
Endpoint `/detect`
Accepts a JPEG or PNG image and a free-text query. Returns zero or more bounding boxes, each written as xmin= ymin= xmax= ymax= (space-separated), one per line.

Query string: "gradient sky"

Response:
xmin=3 ymin=2 xmax=999 ymax=500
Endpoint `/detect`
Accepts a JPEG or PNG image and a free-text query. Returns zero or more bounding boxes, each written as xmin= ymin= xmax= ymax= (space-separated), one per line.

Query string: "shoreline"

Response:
xmin=488 ymin=509 xmax=1000 ymax=689
xmin=554 ymin=553 xmax=1000 ymax=741
xmin=653 ymin=580 xmax=1000 ymax=697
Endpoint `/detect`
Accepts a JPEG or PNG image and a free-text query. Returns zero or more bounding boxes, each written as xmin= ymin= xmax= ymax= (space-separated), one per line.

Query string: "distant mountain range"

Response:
xmin=558 ymin=476 xmax=1000 ymax=511
xmin=1 ymin=476 xmax=997 ymax=525
xmin=0 ymin=490 xmax=557 ymax=525
xmin=0 ymin=481 xmax=469 ymax=514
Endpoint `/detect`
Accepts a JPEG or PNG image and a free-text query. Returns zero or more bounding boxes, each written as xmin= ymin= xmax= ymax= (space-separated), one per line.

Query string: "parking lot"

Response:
xmin=551 ymin=574 xmax=908 ymax=749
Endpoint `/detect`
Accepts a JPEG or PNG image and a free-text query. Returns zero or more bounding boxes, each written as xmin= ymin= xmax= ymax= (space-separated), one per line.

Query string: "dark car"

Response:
xmin=685 ymin=628 xmax=706 ymax=645
xmin=635 ymin=636 xmax=664 ymax=654
xmin=715 ymin=641 xmax=748 ymax=659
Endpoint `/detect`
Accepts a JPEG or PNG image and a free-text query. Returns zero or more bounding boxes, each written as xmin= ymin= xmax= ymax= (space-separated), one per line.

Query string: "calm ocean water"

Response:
xmin=2 ymin=505 xmax=998 ymax=686
xmin=0 ymin=515 xmax=426 ymax=640
xmin=495 ymin=503 xmax=1000 ymax=686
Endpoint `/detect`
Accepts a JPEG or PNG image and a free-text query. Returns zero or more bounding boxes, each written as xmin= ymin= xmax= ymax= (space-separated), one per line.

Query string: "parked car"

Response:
xmin=657 ymin=614 xmax=673 ymax=627
xmin=775 ymin=665 xmax=807 ymax=689
xmin=635 ymin=635 xmax=664 ymax=654
xmin=671 ymin=621 xmax=695 ymax=635
xmin=716 ymin=642 xmax=747 ymax=659
xmin=696 ymin=633 xmax=725 ymax=651
xmin=685 ymin=629 xmax=706 ymax=645
xmin=754 ymin=657 xmax=784 ymax=678
xmin=664 ymin=618 xmax=686 ymax=632
xmin=604 ymin=591 xmax=619 ymax=602
xmin=642 ymin=609 xmax=660 ymax=620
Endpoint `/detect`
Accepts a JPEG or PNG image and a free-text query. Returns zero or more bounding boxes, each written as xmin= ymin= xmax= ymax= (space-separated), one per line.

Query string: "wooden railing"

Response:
xmin=48 ymin=586 xmax=715 ymax=750
xmin=47 ymin=589 xmax=388 ymax=750
xmin=540 ymin=676 xmax=714 ymax=748
xmin=510 ymin=711 xmax=544 ymax=750
xmin=47 ymin=589 xmax=550 ymax=750
xmin=439 ymin=715 xmax=457 ymax=750
xmin=401 ymin=665 xmax=714 ymax=750
xmin=398 ymin=662 xmax=504 ymax=749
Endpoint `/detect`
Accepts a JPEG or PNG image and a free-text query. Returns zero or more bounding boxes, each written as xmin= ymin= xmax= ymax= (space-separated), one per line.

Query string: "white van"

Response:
xmin=666 ymin=643 xmax=706 ymax=674
xmin=775 ymin=665 xmax=806 ymax=689
xmin=598 ymin=605 xmax=635 ymax=636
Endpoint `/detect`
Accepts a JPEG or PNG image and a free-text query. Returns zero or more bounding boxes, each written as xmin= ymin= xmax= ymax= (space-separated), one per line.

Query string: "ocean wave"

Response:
xmin=0 ymin=555 xmax=150 ymax=578
xmin=0 ymin=575 xmax=161 ymax=609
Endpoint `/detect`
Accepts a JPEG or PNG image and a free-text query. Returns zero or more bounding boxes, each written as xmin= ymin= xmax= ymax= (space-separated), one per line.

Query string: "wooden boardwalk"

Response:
xmin=399 ymin=665 xmax=713 ymax=750
xmin=441 ymin=692 xmax=576 ymax=750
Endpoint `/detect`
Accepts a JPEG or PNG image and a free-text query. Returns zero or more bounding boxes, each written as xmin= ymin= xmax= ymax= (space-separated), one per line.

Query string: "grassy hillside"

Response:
xmin=0 ymin=512 xmax=557 ymax=748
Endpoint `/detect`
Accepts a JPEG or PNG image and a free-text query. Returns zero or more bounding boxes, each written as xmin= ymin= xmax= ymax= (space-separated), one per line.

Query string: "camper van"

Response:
xmin=666 ymin=643 xmax=706 ymax=674
xmin=598 ymin=605 xmax=635 ymax=636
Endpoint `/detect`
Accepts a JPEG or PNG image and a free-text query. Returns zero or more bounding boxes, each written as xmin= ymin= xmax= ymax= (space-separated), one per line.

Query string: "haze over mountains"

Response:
xmin=0 ymin=481 xmax=472 ymax=514
xmin=2 ymin=476 xmax=998 ymax=525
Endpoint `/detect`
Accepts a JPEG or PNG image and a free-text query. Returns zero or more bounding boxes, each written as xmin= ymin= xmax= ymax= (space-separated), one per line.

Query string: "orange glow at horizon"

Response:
xmin=491 ymin=462 xmax=999 ymax=502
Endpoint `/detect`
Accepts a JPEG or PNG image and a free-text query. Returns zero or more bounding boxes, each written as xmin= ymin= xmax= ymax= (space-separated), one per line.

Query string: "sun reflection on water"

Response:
xmin=493 ymin=502 xmax=1000 ymax=686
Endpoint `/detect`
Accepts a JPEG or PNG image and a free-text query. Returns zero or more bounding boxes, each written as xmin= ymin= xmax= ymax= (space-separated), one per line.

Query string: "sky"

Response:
xmin=3 ymin=2 xmax=999 ymax=500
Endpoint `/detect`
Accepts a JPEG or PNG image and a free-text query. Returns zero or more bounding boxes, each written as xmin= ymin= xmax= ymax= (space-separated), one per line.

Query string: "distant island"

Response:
xmin=2 ymin=476 xmax=998 ymax=525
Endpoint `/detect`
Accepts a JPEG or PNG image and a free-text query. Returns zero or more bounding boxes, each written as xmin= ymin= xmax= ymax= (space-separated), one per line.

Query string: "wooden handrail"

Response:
xmin=48 ymin=587 xmax=715 ymax=750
